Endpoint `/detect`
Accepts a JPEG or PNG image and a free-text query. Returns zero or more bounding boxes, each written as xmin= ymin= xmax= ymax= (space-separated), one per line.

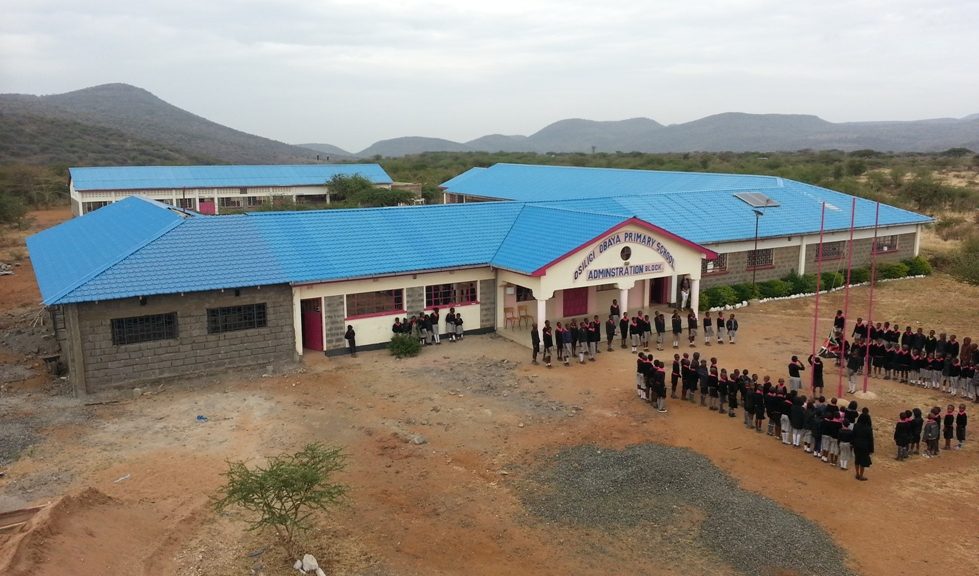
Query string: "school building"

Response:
xmin=68 ymin=164 xmax=393 ymax=216
xmin=28 ymin=163 xmax=930 ymax=395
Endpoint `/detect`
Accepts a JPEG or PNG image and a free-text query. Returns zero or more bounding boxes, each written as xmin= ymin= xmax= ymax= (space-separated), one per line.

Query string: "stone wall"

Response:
xmin=323 ymin=295 xmax=345 ymax=349
xmin=803 ymin=233 xmax=914 ymax=273
xmin=65 ymin=285 xmax=296 ymax=393
xmin=479 ymin=279 xmax=496 ymax=329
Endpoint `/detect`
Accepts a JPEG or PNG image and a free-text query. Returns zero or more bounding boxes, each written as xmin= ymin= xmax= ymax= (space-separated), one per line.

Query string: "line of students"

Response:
xmin=902 ymin=404 xmax=969 ymax=459
xmin=391 ymin=307 xmax=465 ymax=345
xmin=833 ymin=314 xmax=979 ymax=402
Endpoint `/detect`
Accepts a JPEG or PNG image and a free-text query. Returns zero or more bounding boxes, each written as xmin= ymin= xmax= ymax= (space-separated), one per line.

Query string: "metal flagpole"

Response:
xmin=838 ymin=197 xmax=857 ymax=399
xmin=810 ymin=202 xmax=827 ymax=392
xmin=863 ymin=201 xmax=881 ymax=393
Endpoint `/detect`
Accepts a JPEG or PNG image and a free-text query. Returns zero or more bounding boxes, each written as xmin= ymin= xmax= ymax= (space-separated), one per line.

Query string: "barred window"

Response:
xmin=816 ymin=241 xmax=845 ymax=260
xmin=873 ymin=235 xmax=899 ymax=253
xmin=219 ymin=197 xmax=243 ymax=208
xmin=702 ymin=254 xmax=728 ymax=275
xmin=176 ymin=198 xmax=196 ymax=209
xmin=425 ymin=282 xmax=477 ymax=308
xmin=207 ymin=303 xmax=267 ymax=334
xmin=346 ymin=290 xmax=404 ymax=317
xmin=83 ymin=201 xmax=111 ymax=213
xmin=111 ymin=313 xmax=178 ymax=345
xmin=515 ymin=286 xmax=534 ymax=302
xmin=746 ymin=248 xmax=774 ymax=269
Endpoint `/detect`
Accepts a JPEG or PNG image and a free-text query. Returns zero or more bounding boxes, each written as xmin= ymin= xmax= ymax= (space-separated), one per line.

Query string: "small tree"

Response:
xmin=214 ymin=443 xmax=347 ymax=556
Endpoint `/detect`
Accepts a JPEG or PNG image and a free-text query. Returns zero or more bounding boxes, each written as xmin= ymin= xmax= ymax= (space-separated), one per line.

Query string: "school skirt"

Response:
xmin=854 ymin=448 xmax=872 ymax=467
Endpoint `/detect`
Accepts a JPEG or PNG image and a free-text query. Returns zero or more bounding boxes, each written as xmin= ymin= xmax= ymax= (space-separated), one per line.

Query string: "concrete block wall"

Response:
xmin=67 ymin=285 xmax=296 ymax=393
xmin=323 ymin=295 xmax=345 ymax=349
xmin=700 ymin=246 xmax=799 ymax=289
xmin=479 ymin=279 xmax=496 ymax=329
xmin=803 ymin=233 xmax=914 ymax=272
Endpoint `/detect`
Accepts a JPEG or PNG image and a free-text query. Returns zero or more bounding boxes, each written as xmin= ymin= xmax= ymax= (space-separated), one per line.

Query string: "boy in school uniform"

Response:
xmin=702 ymin=311 xmax=714 ymax=346
xmin=698 ymin=359 xmax=710 ymax=406
xmin=642 ymin=314 xmax=652 ymax=352
xmin=931 ymin=353 xmax=945 ymax=390
xmin=671 ymin=311 xmax=683 ymax=349
xmin=943 ymin=404 xmax=956 ymax=450
xmin=653 ymin=360 xmax=668 ymax=412
xmin=629 ymin=314 xmax=642 ymax=354
xmin=654 ymin=312 xmax=667 ymax=351
xmin=752 ymin=382 xmax=767 ymax=432
xmin=922 ymin=411 xmax=941 ymax=457
xmin=715 ymin=313 xmax=726 ymax=344
xmin=560 ymin=322 xmax=573 ymax=366
xmin=454 ymin=312 xmax=465 ymax=340
xmin=430 ymin=309 xmax=441 ymax=344
xmin=718 ymin=368 xmax=730 ymax=415
xmin=707 ymin=362 xmax=719 ymax=410
xmin=955 ymin=404 xmax=968 ymax=449
xmin=726 ymin=314 xmax=738 ymax=344
xmin=687 ymin=311 xmax=698 ymax=348
xmin=636 ymin=353 xmax=648 ymax=399
xmin=894 ymin=411 xmax=912 ymax=460
xmin=542 ymin=320 xmax=554 ymax=368
xmin=670 ymin=354 xmax=682 ymax=399
xmin=609 ymin=299 xmax=621 ymax=328
xmin=837 ymin=422 xmax=854 ymax=470
xmin=605 ymin=315 xmax=617 ymax=352
xmin=619 ymin=313 xmax=630 ymax=349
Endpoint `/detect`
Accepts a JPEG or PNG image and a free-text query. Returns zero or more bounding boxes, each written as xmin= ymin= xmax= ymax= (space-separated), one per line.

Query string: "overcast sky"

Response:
xmin=2 ymin=0 xmax=978 ymax=152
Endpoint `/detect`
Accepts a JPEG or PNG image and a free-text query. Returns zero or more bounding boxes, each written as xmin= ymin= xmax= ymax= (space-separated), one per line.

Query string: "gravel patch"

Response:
xmin=0 ymin=411 xmax=40 ymax=467
xmin=517 ymin=444 xmax=855 ymax=576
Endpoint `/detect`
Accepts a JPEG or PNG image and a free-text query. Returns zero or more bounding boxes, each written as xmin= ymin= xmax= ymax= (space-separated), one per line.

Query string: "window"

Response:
xmin=245 ymin=196 xmax=265 ymax=207
xmin=873 ymin=235 xmax=899 ymax=253
xmin=219 ymin=197 xmax=243 ymax=208
xmin=816 ymin=241 xmax=845 ymax=260
xmin=345 ymin=290 xmax=404 ymax=317
xmin=746 ymin=248 xmax=774 ymax=270
xmin=176 ymin=198 xmax=196 ymax=210
xmin=702 ymin=254 xmax=728 ymax=275
xmin=515 ymin=286 xmax=534 ymax=302
xmin=82 ymin=201 xmax=111 ymax=213
xmin=207 ymin=303 xmax=267 ymax=334
xmin=425 ymin=282 xmax=477 ymax=308
xmin=111 ymin=312 xmax=178 ymax=345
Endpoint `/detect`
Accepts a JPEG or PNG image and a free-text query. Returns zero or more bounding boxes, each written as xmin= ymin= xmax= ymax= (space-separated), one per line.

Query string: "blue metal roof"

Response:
xmin=491 ymin=206 xmax=628 ymax=273
xmin=26 ymin=197 xmax=187 ymax=305
xmin=69 ymin=164 xmax=393 ymax=191
xmin=441 ymin=163 xmax=780 ymax=202
xmin=30 ymin=164 xmax=932 ymax=306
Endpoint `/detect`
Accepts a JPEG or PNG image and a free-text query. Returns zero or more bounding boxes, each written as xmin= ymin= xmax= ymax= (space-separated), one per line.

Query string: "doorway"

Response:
xmin=649 ymin=277 xmax=672 ymax=305
xmin=563 ymin=287 xmax=588 ymax=317
xmin=300 ymin=298 xmax=323 ymax=351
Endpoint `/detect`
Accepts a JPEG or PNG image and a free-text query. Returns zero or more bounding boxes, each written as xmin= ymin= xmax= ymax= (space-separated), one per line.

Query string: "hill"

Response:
xmin=0 ymin=84 xmax=324 ymax=165
xmin=296 ymin=142 xmax=354 ymax=160
xmin=353 ymin=113 xmax=979 ymax=157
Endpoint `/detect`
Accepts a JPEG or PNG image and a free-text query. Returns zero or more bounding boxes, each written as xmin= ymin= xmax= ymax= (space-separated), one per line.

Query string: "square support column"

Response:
xmin=619 ymin=287 xmax=630 ymax=315
xmin=797 ymin=237 xmax=807 ymax=275
xmin=690 ymin=278 xmax=701 ymax=314
xmin=536 ymin=298 xmax=548 ymax=338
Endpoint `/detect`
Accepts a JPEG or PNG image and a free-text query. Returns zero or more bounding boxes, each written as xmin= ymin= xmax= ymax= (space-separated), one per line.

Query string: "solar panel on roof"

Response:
xmin=734 ymin=191 xmax=780 ymax=208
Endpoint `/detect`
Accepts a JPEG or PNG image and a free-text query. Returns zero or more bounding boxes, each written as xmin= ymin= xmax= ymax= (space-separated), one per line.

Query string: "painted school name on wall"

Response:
xmin=585 ymin=263 xmax=664 ymax=281
xmin=573 ymin=231 xmax=675 ymax=281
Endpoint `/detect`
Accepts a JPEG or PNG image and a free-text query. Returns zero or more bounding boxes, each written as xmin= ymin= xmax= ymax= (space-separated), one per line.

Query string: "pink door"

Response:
xmin=563 ymin=287 xmax=589 ymax=317
xmin=301 ymin=299 xmax=323 ymax=351
xmin=198 ymin=200 xmax=216 ymax=215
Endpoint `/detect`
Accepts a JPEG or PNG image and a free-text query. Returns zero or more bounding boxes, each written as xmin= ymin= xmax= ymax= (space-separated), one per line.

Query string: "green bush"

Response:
xmin=783 ymin=272 xmax=817 ymax=294
xmin=705 ymin=285 xmax=739 ymax=307
xmin=389 ymin=334 xmax=421 ymax=358
xmin=821 ymin=271 xmax=845 ymax=289
xmin=877 ymin=262 xmax=910 ymax=279
xmin=848 ymin=267 xmax=870 ymax=284
xmin=903 ymin=256 xmax=932 ymax=276
xmin=948 ymin=234 xmax=979 ymax=285
xmin=698 ymin=292 xmax=710 ymax=311
xmin=759 ymin=279 xmax=792 ymax=298
xmin=732 ymin=283 xmax=759 ymax=302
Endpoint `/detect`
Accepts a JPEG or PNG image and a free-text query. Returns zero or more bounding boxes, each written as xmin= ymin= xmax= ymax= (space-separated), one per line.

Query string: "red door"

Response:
xmin=301 ymin=299 xmax=323 ymax=351
xmin=563 ymin=287 xmax=589 ymax=317
xmin=198 ymin=200 xmax=216 ymax=215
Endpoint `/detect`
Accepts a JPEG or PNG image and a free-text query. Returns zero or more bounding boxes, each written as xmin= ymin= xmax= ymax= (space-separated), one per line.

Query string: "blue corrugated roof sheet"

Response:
xmin=70 ymin=164 xmax=393 ymax=191
xmin=441 ymin=163 xmax=781 ymax=202
xmin=30 ymin=164 xmax=932 ymax=306
xmin=26 ymin=197 xmax=187 ymax=305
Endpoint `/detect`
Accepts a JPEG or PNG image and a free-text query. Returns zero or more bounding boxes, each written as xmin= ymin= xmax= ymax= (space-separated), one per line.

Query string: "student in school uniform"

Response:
xmin=542 ymin=320 xmax=554 ymax=368
xmin=790 ymin=395 xmax=806 ymax=447
xmin=718 ymin=368 xmax=730 ymax=415
xmin=837 ymin=422 xmax=854 ymax=470
xmin=961 ymin=361 xmax=976 ymax=401
xmin=453 ymin=312 xmax=465 ymax=340
xmin=910 ymin=407 xmax=924 ymax=455
xmin=642 ymin=314 xmax=652 ymax=352
xmin=653 ymin=360 xmax=668 ymax=413
xmin=949 ymin=358 xmax=962 ymax=396
xmin=922 ymin=412 xmax=941 ymax=457
xmin=605 ymin=315 xmax=617 ymax=352
xmin=870 ymin=339 xmax=885 ymax=378
xmin=894 ymin=411 xmax=912 ymax=460
xmin=945 ymin=336 xmax=961 ymax=387
xmin=909 ymin=348 xmax=923 ymax=386
xmin=636 ymin=353 xmax=650 ymax=399
xmin=752 ymin=383 xmax=767 ymax=432
xmin=569 ymin=319 xmax=580 ymax=357
xmin=670 ymin=354 xmax=682 ymax=399
xmin=697 ymin=359 xmax=710 ymax=407
xmin=671 ymin=311 xmax=683 ymax=349
xmin=619 ymin=313 xmax=630 ymax=349
xmin=726 ymin=314 xmax=738 ymax=344
xmin=687 ymin=311 xmax=698 ymax=348
xmin=924 ymin=330 xmax=938 ymax=356
xmin=555 ymin=322 xmax=566 ymax=363
xmin=588 ymin=316 xmax=601 ymax=360
xmin=822 ymin=405 xmax=842 ymax=465
xmin=610 ymin=299 xmax=621 ymax=328
xmin=846 ymin=348 xmax=863 ymax=394
xmin=702 ymin=311 xmax=714 ymax=346
xmin=780 ymin=388 xmax=793 ymax=445
xmin=430 ymin=308 xmax=441 ymax=344
xmin=344 ymin=325 xmax=357 ymax=358
xmin=726 ymin=369 xmax=739 ymax=418
xmin=912 ymin=328 xmax=926 ymax=354
xmin=560 ymin=322 xmax=573 ymax=366
xmin=707 ymin=362 xmax=720 ymax=411
xmin=680 ymin=353 xmax=693 ymax=401
xmin=531 ymin=323 xmax=541 ymax=365
xmin=578 ymin=320 xmax=591 ymax=364
xmin=943 ymin=404 xmax=956 ymax=450
xmin=955 ymin=404 xmax=968 ymax=449
xmin=654 ymin=312 xmax=667 ymax=351
xmin=833 ymin=310 xmax=846 ymax=334
xmin=629 ymin=314 xmax=642 ymax=354
xmin=445 ymin=309 xmax=457 ymax=342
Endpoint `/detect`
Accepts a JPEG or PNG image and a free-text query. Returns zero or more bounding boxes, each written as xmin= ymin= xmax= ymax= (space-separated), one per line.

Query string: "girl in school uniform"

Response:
xmin=894 ymin=411 xmax=912 ymax=460
xmin=943 ymin=404 xmax=956 ymax=450
xmin=453 ymin=312 xmax=464 ymax=340
xmin=910 ymin=407 xmax=924 ymax=455
xmin=707 ymin=362 xmax=720 ymax=411
xmin=702 ymin=311 xmax=714 ymax=346
xmin=671 ymin=311 xmax=683 ymax=349
xmin=718 ymin=368 xmax=730 ymax=415
xmin=619 ymin=313 xmax=630 ymax=349
xmin=716 ymin=313 xmax=726 ymax=344
xmin=752 ymin=383 xmax=767 ymax=432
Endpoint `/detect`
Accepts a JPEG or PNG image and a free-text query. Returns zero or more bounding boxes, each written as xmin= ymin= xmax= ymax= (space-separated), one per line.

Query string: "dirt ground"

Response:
xmin=1 ymin=210 xmax=978 ymax=576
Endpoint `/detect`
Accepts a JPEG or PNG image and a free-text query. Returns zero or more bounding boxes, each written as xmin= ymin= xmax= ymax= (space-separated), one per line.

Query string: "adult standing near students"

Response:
xmin=679 ymin=277 xmax=691 ymax=310
xmin=852 ymin=408 xmax=875 ymax=481
xmin=344 ymin=325 xmax=357 ymax=358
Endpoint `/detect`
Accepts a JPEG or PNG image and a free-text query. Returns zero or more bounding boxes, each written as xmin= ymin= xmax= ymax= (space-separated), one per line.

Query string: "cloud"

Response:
xmin=2 ymin=0 xmax=978 ymax=151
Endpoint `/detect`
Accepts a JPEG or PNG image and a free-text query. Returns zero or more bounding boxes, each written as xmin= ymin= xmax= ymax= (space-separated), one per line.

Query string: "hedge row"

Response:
xmin=700 ymin=256 xmax=931 ymax=310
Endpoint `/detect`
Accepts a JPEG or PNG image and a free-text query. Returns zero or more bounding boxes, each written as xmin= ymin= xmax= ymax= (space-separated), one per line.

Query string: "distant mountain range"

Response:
xmin=1 ymin=83 xmax=977 ymax=165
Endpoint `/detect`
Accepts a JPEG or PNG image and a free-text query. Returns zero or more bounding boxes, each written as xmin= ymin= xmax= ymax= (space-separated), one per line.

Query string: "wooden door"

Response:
xmin=301 ymin=298 xmax=323 ymax=351
xmin=562 ymin=287 xmax=589 ymax=317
